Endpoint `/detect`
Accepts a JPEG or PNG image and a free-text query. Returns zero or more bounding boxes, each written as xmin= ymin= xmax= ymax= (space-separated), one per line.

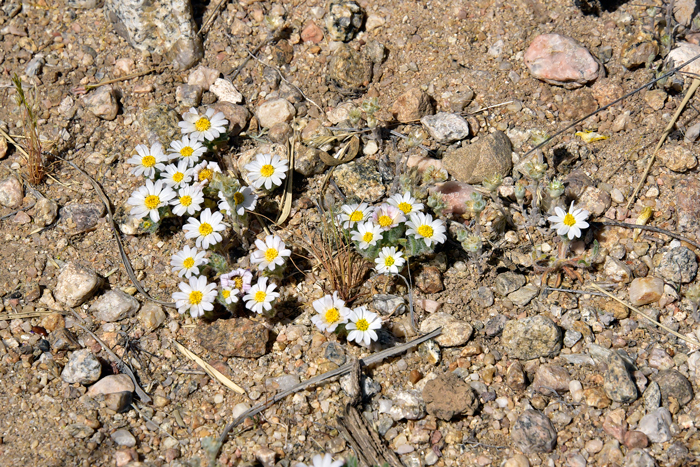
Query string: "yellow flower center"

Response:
xmin=180 ymin=146 xmax=194 ymax=158
xmin=265 ymin=248 xmax=278 ymax=263
xmin=233 ymin=192 xmax=245 ymax=205
xmin=260 ymin=164 xmax=275 ymax=178
xmin=362 ymin=232 xmax=374 ymax=243
xmin=144 ymin=195 xmax=160 ymax=210
xmin=398 ymin=202 xmax=412 ymax=214
xmin=349 ymin=211 xmax=364 ymax=222
xmin=325 ymin=307 xmax=340 ymax=324
xmin=563 ymin=213 xmax=576 ymax=227
xmin=141 ymin=155 xmax=156 ymax=168
xmin=199 ymin=222 xmax=213 ymax=236
xmin=198 ymin=168 xmax=213 ymax=182
xmin=378 ymin=215 xmax=393 ymax=228
xmin=189 ymin=290 xmax=203 ymax=305
xmin=417 ymin=225 xmax=434 ymax=238
xmin=222 ymin=289 xmax=231 ymax=299
xmin=183 ymin=257 xmax=195 ymax=269
xmin=254 ymin=290 xmax=267 ymax=303
xmin=233 ymin=277 xmax=243 ymax=289
xmin=180 ymin=195 xmax=192 ymax=207
xmin=355 ymin=318 xmax=369 ymax=332
xmin=195 ymin=117 xmax=211 ymax=132
xmin=384 ymin=256 xmax=395 ymax=267
xmin=173 ymin=172 xmax=184 ymax=183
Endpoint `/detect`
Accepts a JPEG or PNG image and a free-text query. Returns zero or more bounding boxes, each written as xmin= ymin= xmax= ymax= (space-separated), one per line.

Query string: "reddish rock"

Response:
xmin=428 ymin=181 xmax=477 ymax=216
xmin=415 ymin=266 xmax=444 ymax=294
xmin=602 ymin=408 xmax=628 ymax=442
xmin=194 ymin=318 xmax=269 ymax=358
xmin=391 ymin=88 xmax=434 ymax=123
xmin=623 ymin=431 xmax=649 ymax=449
xmin=677 ymin=177 xmax=700 ymax=233
xmin=532 ymin=365 xmax=571 ymax=393
xmin=524 ymin=34 xmax=599 ymax=89
xmin=301 ymin=20 xmax=324 ymax=43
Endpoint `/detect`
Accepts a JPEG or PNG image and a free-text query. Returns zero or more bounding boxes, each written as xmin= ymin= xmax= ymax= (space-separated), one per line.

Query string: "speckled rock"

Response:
xmin=210 ymin=78 xmax=242 ymax=104
xmin=655 ymin=369 xmax=694 ymax=406
xmin=502 ymin=315 xmax=562 ymax=359
xmin=578 ymin=185 xmax=611 ymax=217
xmin=0 ymin=176 xmax=23 ymax=208
xmin=524 ymin=34 xmax=599 ymax=89
xmin=389 ymin=390 xmax=425 ymax=421
xmin=604 ymin=256 xmax=632 ymax=283
xmin=657 ymin=144 xmax=698 ymax=172
xmin=506 ymin=361 xmax=527 ymax=391
xmin=442 ymin=131 xmax=513 ymax=184
xmin=325 ymin=1 xmax=364 ymax=42
xmin=33 ymin=198 xmax=58 ymax=227
xmin=624 ymin=448 xmax=655 ymax=467
xmin=620 ymin=32 xmax=659 ymax=69
xmin=90 ymin=289 xmax=140 ymax=323
xmin=138 ymin=302 xmax=166 ymax=331
xmin=104 ymin=0 xmax=203 ymax=70
xmin=54 ymin=262 xmax=100 ymax=307
xmin=175 ymin=84 xmax=202 ymax=107
xmin=420 ymin=112 xmax=471 ymax=143
xmin=256 ymin=98 xmax=295 ymax=129
xmin=61 ymin=203 xmax=105 ymax=234
xmin=87 ymin=374 xmax=134 ymax=412
xmin=628 ymin=277 xmax=664 ymax=306
xmin=324 ymin=342 xmax=346 ymax=366
xmin=328 ymin=44 xmax=372 ymax=90
xmin=82 ymin=85 xmax=119 ymax=120
xmin=643 ymin=381 xmax=661 ymax=411
xmin=677 ymin=178 xmax=700 ymax=233
xmin=294 ymin=146 xmax=326 ymax=177
xmin=415 ymin=266 xmax=444 ymax=294
xmin=422 ymin=373 xmax=478 ymax=420
xmin=512 ymin=410 xmax=557 ymax=453
xmin=211 ymin=102 xmax=250 ymax=136
xmin=603 ymin=352 xmax=638 ymax=403
xmin=49 ymin=328 xmax=80 ymax=351
xmin=391 ymin=88 xmax=434 ymax=123
xmin=638 ymin=408 xmax=672 ymax=443
xmin=193 ymin=318 xmax=269 ymax=358
xmin=419 ymin=312 xmax=473 ymax=347
xmin=508 ymin=284 xmax=539 ymax=307
xmin=657 ymin=246 xmax=697 ymax=284
xmin=61 ymin=349 xmax=101 ymax=385
xmin=333 ymin=159 xmax=386 ymax=203
xmin=532 ymin=365 xmax=571 ymax=393
xmin=138 ymin=105 xmax=182 ymax=147
xmin=495 ymin=272 xmax=526 ymax=296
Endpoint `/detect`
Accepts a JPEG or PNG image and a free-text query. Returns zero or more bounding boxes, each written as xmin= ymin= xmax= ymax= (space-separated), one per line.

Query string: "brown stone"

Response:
xmin=301 ymin=20 xmax=324 ymax=43
xmin=415 ymin=266 xmax=444 ymax=294
xmin=422 ymin=372 xmax=479 ymax=420
xmin=623 ymin=430 xmax=648 ymax=449
xmin=442 ymin=131 xmax=513 ymax=185
xmin=194 ymin=318 xmax=269 ymax=358
xmin=391 ymin=88 xmax=434 ymax=123
xmin=409 ymin=370 xmax=423 ymax=384
xmin=506 ymin=361 xmax=527 ymax=391
xmin=584 ymin=387 xmax=611 ymax=408
xmin=532 ymin=365 xmax=571 ymax=394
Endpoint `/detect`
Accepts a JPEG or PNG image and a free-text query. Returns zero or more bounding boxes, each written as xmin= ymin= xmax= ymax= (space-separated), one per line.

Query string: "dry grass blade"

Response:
xmin=275 ymin=136 xmax=295 ymax=225
xmin=172 ymin=340 xmax=246 ymax=395
xmin=12 ymin=74 xmax=43 ymax=185
xmin=0 ymin=310 xmax=64 ymax=321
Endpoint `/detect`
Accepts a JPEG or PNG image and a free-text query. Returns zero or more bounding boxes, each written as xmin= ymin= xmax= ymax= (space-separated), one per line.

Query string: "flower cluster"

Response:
xmin=310 ymin=292 xmax=382 ymax=347
xmin=124 ymin=107 xmax=292 ymax=319
xmin=338 ymin=192 xmax=447 ymax=273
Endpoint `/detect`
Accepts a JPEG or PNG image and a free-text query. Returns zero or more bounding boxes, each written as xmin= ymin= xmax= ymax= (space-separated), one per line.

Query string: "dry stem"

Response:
xmin=12 ymin=75 xmax=43 ymax=185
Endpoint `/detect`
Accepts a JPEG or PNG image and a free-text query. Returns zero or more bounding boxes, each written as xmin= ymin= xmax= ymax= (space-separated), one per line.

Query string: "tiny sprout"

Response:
xmin=422 ymin=166 xmax=448 ymax=184
xmin=482 ymin=173 xmax=503 ymax=192
xmin=361 ymin=97 xmax=380 ymax=115
xmin=406 ymin=128 xmax=426 ymax=148
xmin=348 ymin=108 xmax=362 ymax=127
xmin=466 ymin=192 xmax=486 ymax=214
xmin=514 ymin=182 xmax=527 ymax=203
xmin=456 ymin=230 xmax=482 ymax=253
xmin=530 ymin=129 xmax=549 ymax=146
xmin=427 ymin=191 xmax=447 ymax=216
xmin=366 ymin=114 xmax=378 ymax=129
xmin=548 ymin=179 xmax=565 ymax=199
xmin=524 ymin=161 xmax=547 ymax=181
xmin=264 ymin=15 xmax=285 ymax=30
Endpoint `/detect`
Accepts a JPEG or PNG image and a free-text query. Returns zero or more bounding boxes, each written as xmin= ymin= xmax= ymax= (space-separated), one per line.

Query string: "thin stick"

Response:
xmin=0 ymin=126 xmax=29 ymax=158
xmin=198 ymin=0 xmax=229 ymax=35
xmin=465 ymin=100 xmax=514 ymax=115
xmin=72 ymin=67 xmax=165 ymax=94
xmin=172 ymin=340 xmax=245 ymax=394
xmin=543 ymin=286 xmax=608 ymax=297
xmin=590 ymin=283 xmax=700 ymax=347
xmin=593 ymin=220 xmax=700 ymax=251
xmin=627 ymin=78 xmax=700 ymax=209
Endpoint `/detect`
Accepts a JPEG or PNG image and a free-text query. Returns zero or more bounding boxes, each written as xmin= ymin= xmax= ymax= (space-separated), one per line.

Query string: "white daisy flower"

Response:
xmin=220 ymin=268 xmax=253 ymax=294
xmin=161 ymin=160 xmax=193 ymax=188
xmin=388 ymin=192 xmax=424 ymax=216
xmin=126 ymin=179 xmax=176 ymax=223
xmin=548 ymin=202 xmax=590 ymax=240
xmin=350 ymin=221 xmax=383 ymax=249
xmin=220 ymin=187 xmax=258 ymax=216
xmin=250 ymin=234 xmax=292 ymax=271
xmin=310 ymin=292 xmax=351 ymax=333
xmin=244 ymin=153 xmax=288 ymax=190
xmin=406 ymin=212 xmax=447 ymax=247
xmin=221 ymin=285 xmax=240 ymax=305
xmin=170 ymin=245 xmax=208 ymax=278
xmin=168 ymin=136 xmax=207 ymax=167
xmin=178 ymin=107 xmax=228 ymax=142
xmin=295 ymin=453 xmax=345 ymax=467
xmin=171 ymin=184 xmax=205 ymax=217
xmin=183 ymin=208 xmax=227 ymax=249
xmin=339 ymin=202 xmax=373 ymax=229
xmin=243 ymin=277 xmax=279 ymax=314
xmin=192 ymin=160 xmax=222 ymax=186
xmin=374 ymin=246 xmax=405 ymax=274
xmin=126 ymin=143 xmax=168 ymax=178
xmin=172 ymin=275 xmax=218 ymax=318
xmin=346 ymin=306 xmax=382 ymax=347
xmin=372 ymin=204 xmax=406 ymax=231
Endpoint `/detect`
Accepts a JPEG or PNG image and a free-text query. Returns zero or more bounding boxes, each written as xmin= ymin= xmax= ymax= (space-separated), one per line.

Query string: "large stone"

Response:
xmin=508 ymin=284 xmax=539 ymax=307
xmin=420 ymin=112 xmax=471 ymax=143
xmin=193 ymin=318 xmax=269 ymax=358
xmin=54 ymin=262 xmax=100 ymax=307
xmin=87 ymin=374 xmax=134 ymax=412
xmin=61 ymin=349 xmax=102 ymax=385
xmin=657 ymin=246 xmax=698 ymax=284
xmin=628 ymin=277 xmax=664 ymax=306
xmin=502 ymin=315 xmax=562 ymax=360
xmin=677 ymin=178 xmax=700 ymax=234
xmin=328 ymin=44 xmax=372 ymax=90
xmin=0 ymin=176 xmax=23 ymax=209
xmin=512 ymin=410 xmax=557 ymax=453
xmin=495 ymin=272 xmax=526 ymax=296
xmin=111 ymin=429 xmax=137 ymax=447
xmin=532 ymin=365 xmax=571 ymax=393
xmin=603 ymin=352 xmax=638 ymax=403
xmin=578 ymin=185 xmax=611 ymax=218
xmin=255 ymin=98 xmax=295 ymax=129
xmin=620 ymin=33 xmax=659 ymax=69
xmin=389 ymin=390 xmax=425 ymax=421
xmin=90 ymin=290 xmax=140 ymax=323
xmin=624 ymin=449 xmax=656 ymax=467
xmin=419 ymin=312 xmax=473 ymax=347
xmin=33 ymin=198 xmax=58 ymax=227
xmin=422 ymin=372 xmax=479 ymax=420
xmin=638 ymin=408 xmax=672 ymax=443
xmin=61 ymin=202 xmax=105 ymax=233
xmin=82 ymin=85 xmax=119 ymax=120
xmin=442 ymin=131 xmax=513 ymax=184
xmin=326 ymin=1 xmax=364 ymax=42
xmin=104 ymin=0 xmax=203 ymax=70
xmin=655 ymin=370 xmax=694 ymax=406
xmin=657 ymin=144 xmax=698 ymax=172
xmin=138 ymin=302 xmax=166 ymax=331
xmin=524 ymin=34 xmax=599 ymax=89
xmin=138 ymin=105 xmax=182 ymax=147
xmin=333 ymin=159 xmax=386 ymax=203
xmin=391 ymin=88 xmax=434 ymax=123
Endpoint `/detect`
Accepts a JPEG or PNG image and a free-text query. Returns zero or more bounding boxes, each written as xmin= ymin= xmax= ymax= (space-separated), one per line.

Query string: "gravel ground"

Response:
xmin=1 ymin=1 xmax=700 ymax=467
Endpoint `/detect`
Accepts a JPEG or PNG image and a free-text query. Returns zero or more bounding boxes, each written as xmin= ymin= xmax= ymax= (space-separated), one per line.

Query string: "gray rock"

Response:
xmin=25 ymin=54 xmax=44 ymax=77
xmin=638 ymin=408 xmax=672 ymax=443
xmin=511 ymin=410 xmax=557 ymax=453
xmin=373 ymin=294 xmax=406 ymax=315
xmin=82 ymin=85 xmax=119 ymax=120
xmin=643 ymin=381 xmax=661 ymax=411
xmin=328 ymin=44 xmax=372 ymax=90
xmin=49 ymin=328 xmax=80 ymax=351
xmin=324 ymin=342 xmax=346 ymax=366
xmin=111 ymin=429 xmax=136 ymax=447
xmin=524 ymin=34 xmax=599 ymax=89
xmin=419 ymin=312 xmax=473 ymax=347
xmin=33 ymin=198 xmax=58 ymax=227
xmin=88 ymin=374 xmax=134 ymax=412
xmin=684 ymin=121 xmax=700 ymax=142
xmin=365 ymin=40 xmax=386 ymax=63
xmin=502 ymin=315 xmax=562 ymax=359
xmin=474 ymin=286 xmax=494 ymax=307
xmin=389 ymin=390 xmax=425 ymax=421
xmin=265 ymin=374 xmax=300 ymax=392
xmin=65 ymin=423 xmax=95 ymax=439
xmin=212 ymin=102 xmax=250 ymax=137
xmin=563 ymin=329 xmax=582 ymax=347
xmin=391 ymin=88 xmax=434 ymax=123
xmin=61 ymin=349 xmax=102 ymax=385
xmin=657 ymin=247 xmax=698 ymax=284
xmin=325 ymin=1 xmax=364 ymax=42
xmin=484 ymin=314 xmax=507 ymax=337
xmin=603 ymin=352 xmax=638 ymax=403
xmin=624 ymin=449 xmax=656 ymax=467
xmin=61 ymin=202 xmax=105 ymax=233
xmin=655 ymin=369 xmax=694 ymax=406
xmin=604 ymin=256 xmax=632 ymax=283
xmin=508 ymin=284 xmax=539 ymax=307
xmin=363 ymin=376 xmax=381 ymax=397
xmin=0 ymin=176 xmax=23 ymax=208
xmin=495 ymin=272 xmax=526 ymax=296
xmin=333 ymin=159 xmax=385 ymax=203
xmin=91 ymin=289 xmax=140 ymax=323
xmin=256 ymin=98 xmax=295 ymax=129
xmin=422 ymin=372 xmax=479 ymax=420
xmin=175 ymin=84 xmax=202 ymax=107
xmin=674 ymin=0 xmax=697 ymax=26
xmin=105 ymin=0 xmax=203 ymax=70
xmin=54 ymin=262 xmax=100 ymax=307
xmin=138 ymin=105 xmax=182 ymax=147
xmin=443 ymin=131 xmax=513 ymax=185
xmin=420 ymin=112 xmax=471 ymax=143
xmin=138 ymin=302 xmax=166 ymax=331
xmin=294 ymin=147 xmax=326 ymax=177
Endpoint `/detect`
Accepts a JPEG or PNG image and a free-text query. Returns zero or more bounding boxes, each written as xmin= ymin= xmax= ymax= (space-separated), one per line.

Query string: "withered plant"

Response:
xmin=12 ymin=74 xmax=44 ymax=185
